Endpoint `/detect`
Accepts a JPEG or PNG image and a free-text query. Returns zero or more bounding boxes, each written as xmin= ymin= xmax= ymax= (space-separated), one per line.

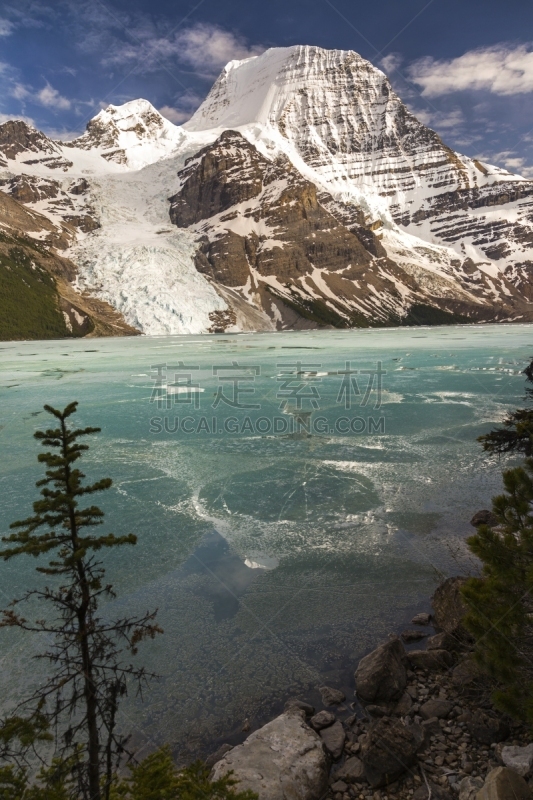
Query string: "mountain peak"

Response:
xmin=68 ymin=98 xmax=183 ymax=167
xmin=183 ymin=45 xmax=379 ymax=132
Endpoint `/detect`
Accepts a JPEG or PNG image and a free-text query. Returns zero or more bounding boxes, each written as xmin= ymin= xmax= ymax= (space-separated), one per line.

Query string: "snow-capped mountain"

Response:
xmin=1 ymin=45 xmax=533 ymax=337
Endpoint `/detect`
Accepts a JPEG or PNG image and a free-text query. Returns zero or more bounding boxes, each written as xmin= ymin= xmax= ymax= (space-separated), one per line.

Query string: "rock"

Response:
xmin=458 ymin=776 xmax=484 ymax=800
xmin=320 ymin=720 xmax=346 ymax=759
xmin=334 ymin=756 xmax=366 ymax=783
xmin=407 ymin=649 xmax=453 ymax=670
xmin=211 ymin=710 xmax=328 ymax=800
xmin=284 ymin=698 xmax=315 ymax=716
xmin=471 ymin=510 xmax=498 ymax=528
xmin=468 ymin=710 xmax=510 ymax=745
xmin=452 ymin=659 xmax=480 ymax=690
xmin=331 ymin=781 xmax=348 ymax=793
xmin=419 ymin=699 xmax=453 ymax=720
xmin=475 ymin=767 xmax=533 ymax=800
xmin=355 ymin=639 xmax=407 ymax=704
xmin=432 ymin=577 xmax=468 ymax=638
xmin=427 ymin=631 xmax=460 ymax=652
xmin=412 ymin=613 xmax=432 ymax=625
xmin=501 ymin=744 xmax=533 ymax=777
xmin=394 ymin=692 xmax=413 ymax=716
xmin=205 ymin=743 xmax=233 ymax=769
xmin=413 ymin=780 xmax=452 ymax=800
xmin=310 ymin=710 xmax=336 ymax=730
xmin=401 ymin=629 xmax=429 ymax=643
xmin=320 ymin=686 xmax=346 ymax=706
xmin=366 ymin=704 xmax=393 ymax=717
xmin=421 ymin=717 xmax=441 ymax=735
xmin=360 ymin=717 xmax=424 ymax=787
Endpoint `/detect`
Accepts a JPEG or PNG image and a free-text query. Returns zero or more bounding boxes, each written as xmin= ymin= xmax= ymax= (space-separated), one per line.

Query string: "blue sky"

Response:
xmin=1 ymin=0 xmax=532 ymax=176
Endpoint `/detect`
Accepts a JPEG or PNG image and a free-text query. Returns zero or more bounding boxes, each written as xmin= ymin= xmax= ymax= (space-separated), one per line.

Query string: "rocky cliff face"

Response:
xmin=185 ymin=46 xmax=533 ymax=284
xmin=169 ymin=131 xmax=531 ymax=329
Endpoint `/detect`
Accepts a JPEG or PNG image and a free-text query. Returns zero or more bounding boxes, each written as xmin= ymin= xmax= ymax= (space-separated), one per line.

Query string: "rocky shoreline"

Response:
xmin=205 ymin=575 xmax=533 ymax=800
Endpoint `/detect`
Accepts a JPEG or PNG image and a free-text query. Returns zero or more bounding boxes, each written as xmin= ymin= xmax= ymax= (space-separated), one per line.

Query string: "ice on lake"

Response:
xmin=1 ymin=324 xmax=531 ymax=759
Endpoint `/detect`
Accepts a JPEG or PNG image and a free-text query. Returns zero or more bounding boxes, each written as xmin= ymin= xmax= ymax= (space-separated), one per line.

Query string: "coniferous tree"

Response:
xmin=462 ymin=458 xmax=533 ymax=724
xmin=0 ymin=402 xmax=162 ymax=800
xmin=478 ymin=358 xmax=533 ymax=455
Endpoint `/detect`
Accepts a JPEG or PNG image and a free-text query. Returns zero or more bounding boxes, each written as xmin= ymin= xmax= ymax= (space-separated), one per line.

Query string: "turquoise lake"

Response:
xmin=0 ymin=324 xmax=531 ymax=760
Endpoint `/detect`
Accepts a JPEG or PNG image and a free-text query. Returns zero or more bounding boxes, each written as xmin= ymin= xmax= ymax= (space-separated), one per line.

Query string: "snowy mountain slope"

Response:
xmin=186 ymin=45 xmax=533 ymax=279
xmin=1 ymin=49 xmax=533 ymax=337
xmin=168 ymin=130 xmax=531 ymax=328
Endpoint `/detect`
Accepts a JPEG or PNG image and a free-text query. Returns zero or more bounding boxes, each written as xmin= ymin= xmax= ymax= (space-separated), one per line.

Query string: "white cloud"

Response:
xmin=101 ymin=22 xmax=265 ymax=76
xmin=409 ymin=44 xmax=533 ymax=96
xmin=10 ymin=81 xmax=71 ymax=110
xmin=36 ymin=83 xmax=71 ymax=109
xmin=0 ymin=18 xmax=13 ymax=36
xmin=380 ymin=53 xmax=403 ymax=75
xmin=174 ymin=23 xmax=265 ymax=72
xmin=409 ymin=107 xmax=465 ymax=131
xmin=158 ymin=105 xmax=190 ymax=124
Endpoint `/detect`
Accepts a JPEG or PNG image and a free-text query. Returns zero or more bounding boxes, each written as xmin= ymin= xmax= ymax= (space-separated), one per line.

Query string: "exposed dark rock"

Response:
xmin=355 ymin=638 xmax=407 ymax=703
xmin=407 ymin=649 xmax=453 ymax=670
xmin=310 ymin=711 xmax=336 ymax=730
xmin=467 ymin=710 xmax=510 ymax=745
xmin=427 ymin=631 xmax=461 ymax=652
xmin=470 ymin=510 xmax=499 ymax=528
xmin=319 ymin=686 xmax=346 ymax=706
xmin=412 ymin=613 xmax=432 ymax=625
xmin=360 ymin=717 xmax=424 ymax=787
xmin=402 ymin=629 xmax=429 ymax=643
xmin=333 ymin=756 xmax=365 ymax=783
xmin=432 ymin=577 xmax=468 ymax=638
xmin=0 ymin=120 xmax=59 ymax=160
xmin=319 ymin=720 xmax=346 ymax=759
xmin=413 ymin=780 xmax=452 ymax=800
xmin=284 ymin=698 xmax=315 ymax=716
xmin=419 ymin=699 xmax=453 ymax=720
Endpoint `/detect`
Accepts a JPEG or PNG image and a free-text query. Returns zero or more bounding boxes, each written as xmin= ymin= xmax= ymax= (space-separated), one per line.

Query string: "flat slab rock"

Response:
xmin=210 ymin=709 xmax=328 ymax=800
xmin=475 ymin=767 xmax=533 ymax=800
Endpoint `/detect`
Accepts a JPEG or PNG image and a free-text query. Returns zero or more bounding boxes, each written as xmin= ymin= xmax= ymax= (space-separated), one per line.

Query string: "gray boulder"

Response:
xmin=333 ymin=756 xmax=365 ymax=783
xmin=501 ymin=743 xmax=533 ymax=777
xmin=407 ymin=649 xmax=453 ymax=670
xmin=468 ymin=710 xmax=510 ymax=745
xmin=458 ymin=776 xmax=484 ymax=800
xmin=412 ymin=612 xmax=432 ymax=625
xmin=360 ymin=717 xmax=424 ymax=787
xmin=284 ymin=699 xmax=315 ymax=716
xmin=419 ymin=699 xmax=453 ymax=720
xmin=319 ymin=686 xmax=345 ymax=706
xmin=309 ymin=710 xmax=335 ymax=731
xmin=475 ymin=767 xmax=533 ymax=800
xmin=471 ymin=510 xmax=498 ymax=528
xmin=319 ymin=720 xmax=345 ymax=760
xmin=355 ymin=638 xmax=407 ymax=703
xmin=414 ymin=780 xmax=452 ymax=800
xmin=432 ymin=577 xmax=468 ymax=638
xmin=427 ymin=631 xmax=460 ymax=652
xmin=210 ymin=709 xmax=328 ymax=800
